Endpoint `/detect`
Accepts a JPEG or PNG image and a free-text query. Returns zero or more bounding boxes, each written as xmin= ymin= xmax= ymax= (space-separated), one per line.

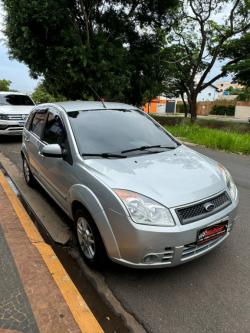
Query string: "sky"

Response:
xmin=0 ymin=4 xmax=38 ymax=92
xmin=0 ymin=2 xmax=231 ymax=99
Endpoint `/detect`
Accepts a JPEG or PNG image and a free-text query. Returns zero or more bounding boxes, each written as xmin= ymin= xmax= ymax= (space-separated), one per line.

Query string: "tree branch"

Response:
xmin=173 ymin=29 xmax=197 ymax=66
xmin=78 ymin=0 xmax=90 ymax=46
xmin=229 ymin=0 xmax=240 ymax=31
xmin=128 ymin=0 xmax=140 ymax=17
xmin=200 ymin=58 xmax=241 ymax=90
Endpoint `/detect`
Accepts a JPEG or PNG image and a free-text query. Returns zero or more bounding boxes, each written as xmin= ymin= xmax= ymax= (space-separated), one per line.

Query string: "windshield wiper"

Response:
xmin=82 ymin=153 xmax=127 ymax=158
xmin=121 ymin=145 xmax=178 ymax=154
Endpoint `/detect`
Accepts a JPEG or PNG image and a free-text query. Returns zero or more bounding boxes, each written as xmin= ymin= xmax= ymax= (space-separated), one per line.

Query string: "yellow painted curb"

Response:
xmin=0 ymin=170 xmax=104 ymax=333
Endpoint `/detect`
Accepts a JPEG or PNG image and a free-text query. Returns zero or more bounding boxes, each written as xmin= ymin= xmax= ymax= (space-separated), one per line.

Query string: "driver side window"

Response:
xmin=42 ymin=111 xmax=73 ymax=165
xmin=43 ymin=112 xmax=66 ymax=145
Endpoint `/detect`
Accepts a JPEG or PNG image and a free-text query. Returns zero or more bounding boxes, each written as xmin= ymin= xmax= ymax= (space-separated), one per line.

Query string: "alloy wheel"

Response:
xmin=23 ymin=159 xmax=30 ymax=183
xmin=77 ymin=217 xmax=96 ymax=259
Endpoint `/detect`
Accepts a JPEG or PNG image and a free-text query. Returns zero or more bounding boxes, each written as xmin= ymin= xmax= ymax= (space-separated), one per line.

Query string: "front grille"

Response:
xmin=181 ymin=233 xmax=229 ymax=261
xmin=0 ymin=125 xmax=23 ymax=130
xmin=176 ymin=192 xmax=231 ymax=225
xmin=8 ymin=114 xmax=26 ymax=120
xmin=8 ymin=127 xmax=23 ymax=131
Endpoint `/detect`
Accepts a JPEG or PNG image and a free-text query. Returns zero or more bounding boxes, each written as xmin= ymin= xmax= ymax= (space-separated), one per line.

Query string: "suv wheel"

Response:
xmin=75 ymin=209 xmax=107 ymax=268
xmin=23 ymin=157 xmax=36 ymax=187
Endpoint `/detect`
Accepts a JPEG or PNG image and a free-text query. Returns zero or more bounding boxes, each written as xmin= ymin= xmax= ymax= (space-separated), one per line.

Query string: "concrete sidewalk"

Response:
xmin=0 ymin=170 xmax=103 ymax=333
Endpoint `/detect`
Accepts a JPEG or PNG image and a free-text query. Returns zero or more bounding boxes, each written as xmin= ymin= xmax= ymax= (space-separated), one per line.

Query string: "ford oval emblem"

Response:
xmin=204 ymin=202 xmax=215 ymax=212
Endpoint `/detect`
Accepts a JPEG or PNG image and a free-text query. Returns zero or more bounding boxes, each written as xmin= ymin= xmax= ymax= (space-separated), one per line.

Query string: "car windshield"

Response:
xmin=0 ymin=94 xmax=34 ymax=106
xmin=68 ymin=109 xmax=178 ymax=156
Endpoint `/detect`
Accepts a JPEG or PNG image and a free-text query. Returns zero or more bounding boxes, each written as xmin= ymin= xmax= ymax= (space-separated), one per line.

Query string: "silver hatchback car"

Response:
xmin=21 ymin=101 xmax=239 ymax=268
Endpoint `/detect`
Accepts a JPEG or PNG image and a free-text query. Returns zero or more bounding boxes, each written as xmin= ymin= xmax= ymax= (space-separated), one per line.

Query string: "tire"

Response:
xmin=22 ymin=157 xmax=36 ymax=187
xmin=75 ymin=209 xmax=107 ymax=268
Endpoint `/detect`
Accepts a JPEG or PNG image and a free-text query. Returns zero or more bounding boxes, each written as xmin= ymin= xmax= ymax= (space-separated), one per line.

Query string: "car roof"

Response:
xmin=0 ymin=91 xmax=29 ymax=96
xmin=45 ymin=101 xmax=137 ymax=112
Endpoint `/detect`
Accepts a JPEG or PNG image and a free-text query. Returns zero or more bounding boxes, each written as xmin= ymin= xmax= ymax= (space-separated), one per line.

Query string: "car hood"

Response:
xmin=0 ymin=105 xmax=34 ymax=115
xmin=84 ymin=145 xmax=226 ymax=207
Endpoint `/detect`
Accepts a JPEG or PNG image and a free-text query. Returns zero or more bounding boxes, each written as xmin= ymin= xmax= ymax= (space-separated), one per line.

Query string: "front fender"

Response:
xmin=68 ymin=184 xmax=121 ymax=259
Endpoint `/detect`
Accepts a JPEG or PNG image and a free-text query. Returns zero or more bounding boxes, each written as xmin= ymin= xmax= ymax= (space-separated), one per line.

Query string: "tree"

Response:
xmin=224 ymin=32 xmax=250 ymax=86
xmin=162 ymin=46 xmax=194 ymax=117
xmin=163 ymin=0 xmax=250 ymax=120
xmin=237 ymin=87 xmax=250 ymax=101
xmin=32 ymin=83 xmax=66 ymax=104
xmin=0 ymin=79 xmax=11 ymax=91
xmin=3 ymin=0 xmax=178 ymax=106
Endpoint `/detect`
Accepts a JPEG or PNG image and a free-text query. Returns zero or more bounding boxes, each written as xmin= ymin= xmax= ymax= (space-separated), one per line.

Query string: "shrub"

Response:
xmin=176 ymin=103 xmax=186 ymax=113
xmin=32 ymin=83 xmax=66 ymax=104
xmin=210 ymin=105 xmax=235 ymax=116
xmin=152 ymin=115 xmax=184 ymax=126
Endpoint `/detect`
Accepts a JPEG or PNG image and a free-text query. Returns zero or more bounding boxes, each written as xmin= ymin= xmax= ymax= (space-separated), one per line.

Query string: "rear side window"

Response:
xmin=30 ymin=109 xmax=47 ymax=137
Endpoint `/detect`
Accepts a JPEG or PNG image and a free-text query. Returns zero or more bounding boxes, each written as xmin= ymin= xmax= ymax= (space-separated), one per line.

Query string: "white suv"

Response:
xmin=0 ymin=91 xmax=35 ymax=135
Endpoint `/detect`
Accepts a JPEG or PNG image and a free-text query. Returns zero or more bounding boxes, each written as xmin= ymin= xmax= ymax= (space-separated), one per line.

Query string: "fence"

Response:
xmin=177 ymin=100 xmax=237 ymax=116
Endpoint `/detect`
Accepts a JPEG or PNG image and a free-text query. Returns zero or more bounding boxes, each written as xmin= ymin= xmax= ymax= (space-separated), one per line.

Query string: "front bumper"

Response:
xmin=0 ymin=120 xmax=25 ymax=135
xmin=108 ymin=194 xmax=239 ymax=268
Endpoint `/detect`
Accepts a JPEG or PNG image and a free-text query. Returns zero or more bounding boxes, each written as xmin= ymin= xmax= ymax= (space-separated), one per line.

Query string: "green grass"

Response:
xmin=166 ymin=124 xmax=250 ymax=155
xmin=152 ymin=115 xmax=250 ymax=133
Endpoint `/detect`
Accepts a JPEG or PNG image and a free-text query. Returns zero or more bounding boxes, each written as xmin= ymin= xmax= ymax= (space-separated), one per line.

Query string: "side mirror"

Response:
xmin=41 ymin=144 xmax=62 ymax=158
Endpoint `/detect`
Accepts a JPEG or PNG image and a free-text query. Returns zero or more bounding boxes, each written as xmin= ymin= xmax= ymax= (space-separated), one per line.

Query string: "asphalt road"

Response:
xmin=0 ymin=136 xmax=250 ymax=333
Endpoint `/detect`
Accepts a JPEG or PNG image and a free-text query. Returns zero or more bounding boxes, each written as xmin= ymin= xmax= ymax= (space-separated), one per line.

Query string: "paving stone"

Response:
xmin=0 ymin=225 xmax=39 ymax=333
xmin=0 ymin=182 xmax=81 ymax=333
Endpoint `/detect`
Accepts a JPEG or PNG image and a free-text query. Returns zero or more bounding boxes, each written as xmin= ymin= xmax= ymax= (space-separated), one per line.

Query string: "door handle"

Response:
xmin=24 ymin=137 xmax=30 ymax=142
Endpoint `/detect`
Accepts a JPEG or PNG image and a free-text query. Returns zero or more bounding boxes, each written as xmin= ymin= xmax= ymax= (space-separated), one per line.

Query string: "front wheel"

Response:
xmin=75 ymin=209 xmax=107 ymax=268
xmin=23 ymin=157 xmax=36 ymax=187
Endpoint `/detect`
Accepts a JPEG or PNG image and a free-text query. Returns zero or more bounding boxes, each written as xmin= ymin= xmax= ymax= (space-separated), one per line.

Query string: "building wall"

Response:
xmin=214 ymin=82 xmax=244 ymax=98
xmin=196 ymin=100 xmax=236 ymax=115
xmin=217 ymin=94 xmax=238 ymax=100
xmin=235 ymin=102 xmax=250 ymax=120
xmin=143 ymin=97 xmax=176 ymax=114
xmin=196 ymin=102 xmax=214 ymax=115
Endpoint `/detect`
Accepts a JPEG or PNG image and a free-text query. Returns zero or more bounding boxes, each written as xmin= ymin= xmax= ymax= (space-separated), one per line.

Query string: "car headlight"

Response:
xmin=218 ymin=164 xmax=237 ymax=200
xmin=114 ymin=189 xmax=175 ymax=226
xmin=0 ymin=114 xmax=10 ymax=120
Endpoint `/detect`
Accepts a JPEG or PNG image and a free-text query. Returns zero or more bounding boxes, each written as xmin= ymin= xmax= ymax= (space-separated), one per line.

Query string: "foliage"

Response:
xmin=210 ymin=105 xmax=235 ymax=116
xmin=176 ymin=103 xmax=186 ymax=113
xmin=225 ymin=86 xmax=242 ymax=95
xmin=237 ymin=87 xmax=250 ymax=102
xmin=224 ymin=32 xmax=250 ymax=87
xmin=32 ymin=83 xmax=66 ymax=104
xmin=166 ymin=124 xmax=250 ymax=155
xmin=163 ymin=0 xmax=250 ymax=120
xmin=3 ymin=0 xmax=178 ymax=106
xmin=0 ymin=79 xmax=11 ymax=91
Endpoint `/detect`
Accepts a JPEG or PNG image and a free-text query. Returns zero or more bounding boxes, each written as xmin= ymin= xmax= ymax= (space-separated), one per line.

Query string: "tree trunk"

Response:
xmin=147 ymin=101 xmax=150 ymax=114
xmin=181 ymin=92 xmax=189 ymax=118
xmin=189 ymin=96 xmax=197 ymax=122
